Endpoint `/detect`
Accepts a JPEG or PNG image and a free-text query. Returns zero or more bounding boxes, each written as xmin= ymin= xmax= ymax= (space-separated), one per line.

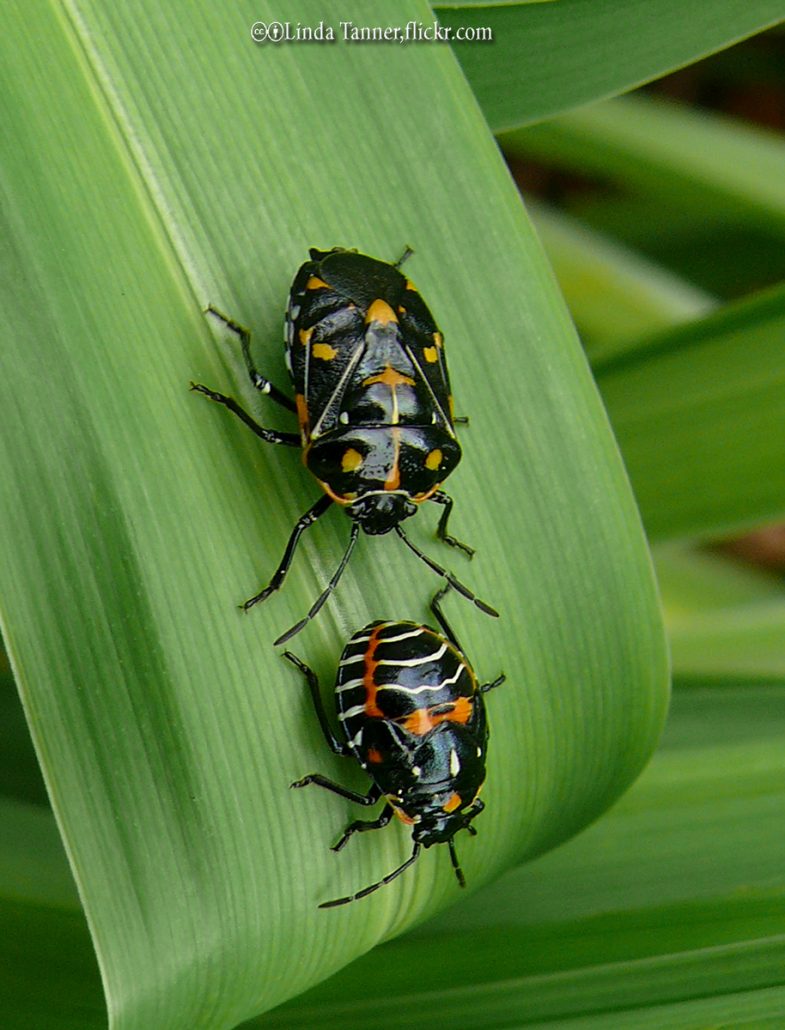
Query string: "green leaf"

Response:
xmin=0 ymin=797 xmax=102 ymax=1030
xmin=501 ymin=93 xmax=785 ymax=232
xmin=655 ymin=543 xmax=785 ymax=617
xmin=529 ymin=201 xmax=716 ymax=361
xmin=260 ymin=683 xmax=785 ymax=1026
xmin=655 ymin=545 xmax=785 ymax=687
xmin=0 ymin=1 xmax=666 ymax=1024
xmin=438 ymin=2 xmax=785 ymax=131
xmin=595 ymin=283 xmax=785 ymax=541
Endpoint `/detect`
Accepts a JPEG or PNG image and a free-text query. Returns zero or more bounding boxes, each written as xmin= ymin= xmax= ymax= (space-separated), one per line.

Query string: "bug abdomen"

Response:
xmin=336 ymin=621 xmax=477 ymax=747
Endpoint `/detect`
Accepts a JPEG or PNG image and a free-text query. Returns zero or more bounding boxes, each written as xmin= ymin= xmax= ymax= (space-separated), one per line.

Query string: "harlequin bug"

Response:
xmin=287 ymin=583 xmax=504 ymax=908
xmin=191 ymin=247 xmax=498 ymax=644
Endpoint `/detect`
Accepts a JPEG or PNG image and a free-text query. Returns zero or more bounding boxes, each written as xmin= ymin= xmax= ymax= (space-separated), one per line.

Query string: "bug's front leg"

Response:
xmin=290 ymin=775 xmax=381 ymax=810
xmin=242 ymin=494 xmax=333 ymax=611
xmin=331 ymin=802 xmax=394 ymax=853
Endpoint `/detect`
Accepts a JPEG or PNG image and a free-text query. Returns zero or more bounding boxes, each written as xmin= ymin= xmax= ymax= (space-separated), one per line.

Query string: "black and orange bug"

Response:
xmin=191 ymin=247 xmax=498 ymax=644
xmin=287 ymin=583 xmax=504 ymax=908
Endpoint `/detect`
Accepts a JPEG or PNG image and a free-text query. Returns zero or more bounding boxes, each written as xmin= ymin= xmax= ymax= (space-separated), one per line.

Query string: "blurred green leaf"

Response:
xmin=502 ymin=93 xmax=785 ymax=232
xmin=0 ymin=797 xmax=101 ymax=1030
xmin=439 ymin=2 xmax=785 ymax=130
xmin=529 ymin=201 xmax=716 ymax=360
xmin=655 ymin=543 xmax=785 ymax=617
xmin=656 ymin=545 xmax=785 ymax=687
xmin=596 ymin=283 xmax=785 ymax=541
xmin=0 ymin=0 xmax=666 ymax=1024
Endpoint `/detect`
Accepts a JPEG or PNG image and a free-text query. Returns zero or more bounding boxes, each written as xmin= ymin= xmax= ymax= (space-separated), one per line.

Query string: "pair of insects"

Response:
xmin=193 ymin=247 xmax=502 ymax=906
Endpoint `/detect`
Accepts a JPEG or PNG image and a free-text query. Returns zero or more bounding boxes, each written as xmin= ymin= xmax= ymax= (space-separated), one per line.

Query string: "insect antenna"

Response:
xmin=274 ymin=524 xmax=361 ymax=645
xmin=319 ymin=843 xmax=422 ymax=909
xmin=395 ymin=526 xmax=499 ymax=618
xmin=448 ymin=837 xmax=466 ymax=889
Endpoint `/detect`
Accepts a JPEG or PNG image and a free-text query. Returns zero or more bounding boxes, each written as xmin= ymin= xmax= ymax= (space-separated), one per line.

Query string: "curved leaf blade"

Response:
xmin=0 ymin=1 xmax=667 ymax=1024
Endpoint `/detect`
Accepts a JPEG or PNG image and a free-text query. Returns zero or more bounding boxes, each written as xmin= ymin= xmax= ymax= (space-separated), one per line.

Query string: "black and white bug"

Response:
xmin=191 ymin=247 xmax=498 ymax=644
xmin=288 ymin=584 xmax=504 ymax=908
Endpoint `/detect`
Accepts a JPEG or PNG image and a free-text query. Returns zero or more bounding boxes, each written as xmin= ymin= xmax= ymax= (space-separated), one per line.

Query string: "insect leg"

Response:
xmin=190 ymin=383 xmax=300 ymax=446
xmin=319 ymin=841 xmax=422 ymax=909
xmin=205 ymin=305 xmax=296 ymax=413
xmin=290 ymin=776 xmax=381 ymax=808
xmin=273 ymin=524 xmax=361 ymax=645
xmin=480 ymin=673 xmax=506 ymax=693
xmin=429 ymin=491 xmax=475 ymax=558
xmin=282 ymin=651 xmax=349 ymax=756
xmin=242 ymin=494 xmax=333 ymax=611
xmin=395 ymin=526 xmax=499 ymax=618
xmin=331 ymin=802 xmax=394 ymax=852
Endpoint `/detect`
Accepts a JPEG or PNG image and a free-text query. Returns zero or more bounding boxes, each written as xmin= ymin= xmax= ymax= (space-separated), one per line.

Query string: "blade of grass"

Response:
xmin=595 ymin=283 xmax=785 ymax=540
xmin=501 ymin=93 xmax=785 ymax=234
xmin=0 ymin=1 xmax=667 ymax=1024
xmin=529 ymin=201 xmax=716 ymax=360
xmin=438 ymin=2 xmax=785 ymax=131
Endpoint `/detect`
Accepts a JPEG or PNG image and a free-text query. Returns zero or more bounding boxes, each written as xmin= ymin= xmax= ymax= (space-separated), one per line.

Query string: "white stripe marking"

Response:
xmin=378 ymin=627 xmax=425 ymax=645
xmin=338 ymin=653 xmax=367 ymax=668
xmin=376 ymin=680 xmax=446 ymax=696
xmin=450 ymin=749 xmax=460 ymax=776
xmin=338 ymin=704 xmax=367 ymax=720
xmin=376 ymin=643 xmax=447 ymax=667
xmin=349 ymin=727 xmax=364 ymax=748
xmin=336 ymin=677 xmax=365 ymax=692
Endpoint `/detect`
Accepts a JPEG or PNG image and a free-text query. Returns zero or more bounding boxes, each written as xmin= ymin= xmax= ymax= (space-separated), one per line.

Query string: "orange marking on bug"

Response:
xmin=449 ymin=395 xmax=455 ymax=420
xmin=316 ymin=481 xmax=354 ymax=506
xmin=306 ymin=275 xmax=329 ymax=290
xmin=405 ymin=280 xmax=417 ymax=293
xmin=385 ymin=428 xmax=401 ymax=490
xmin=365 ymin=298 xmax=398 ymax=325
xmin=341 ymin=448 xmax=363 ymax=473
xmin=389 ymin=802 xmax=415 ymax=825
xmin=362 ymin=625 xmax=386 ymax=719
xmin=425 ymin=448 xmax=442 ymax=471
xmin=411 ymin=484 xmax=441 ymax=503
xmin=312 ymin=342 xmax=337 ymax=360
xmin=423 ymin=346 xmax=438 ymax=363
xmin=299 ymin=326 xmax=313 ymax=346
xmin=363 ymin=365 xmax=415 ymax=390
xmin=433 ymin=331 xmax=443 ymax=348
xmin=399 ymin=695 xmax=473 ymax=735
xmin=295 ymin=393 xmax=309 ymax=433
xmin=443 ymin=792 xmax=463 ymax=814
xmin=367 ymin=747 xmax=384 ymax=764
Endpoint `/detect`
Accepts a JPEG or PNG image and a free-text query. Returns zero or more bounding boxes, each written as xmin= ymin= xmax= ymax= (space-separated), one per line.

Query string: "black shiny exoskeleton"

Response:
xmin=191 ymin=247 xmax=498 ymax=644
xmin=288 ymin=584 xmax=505 ymax=908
